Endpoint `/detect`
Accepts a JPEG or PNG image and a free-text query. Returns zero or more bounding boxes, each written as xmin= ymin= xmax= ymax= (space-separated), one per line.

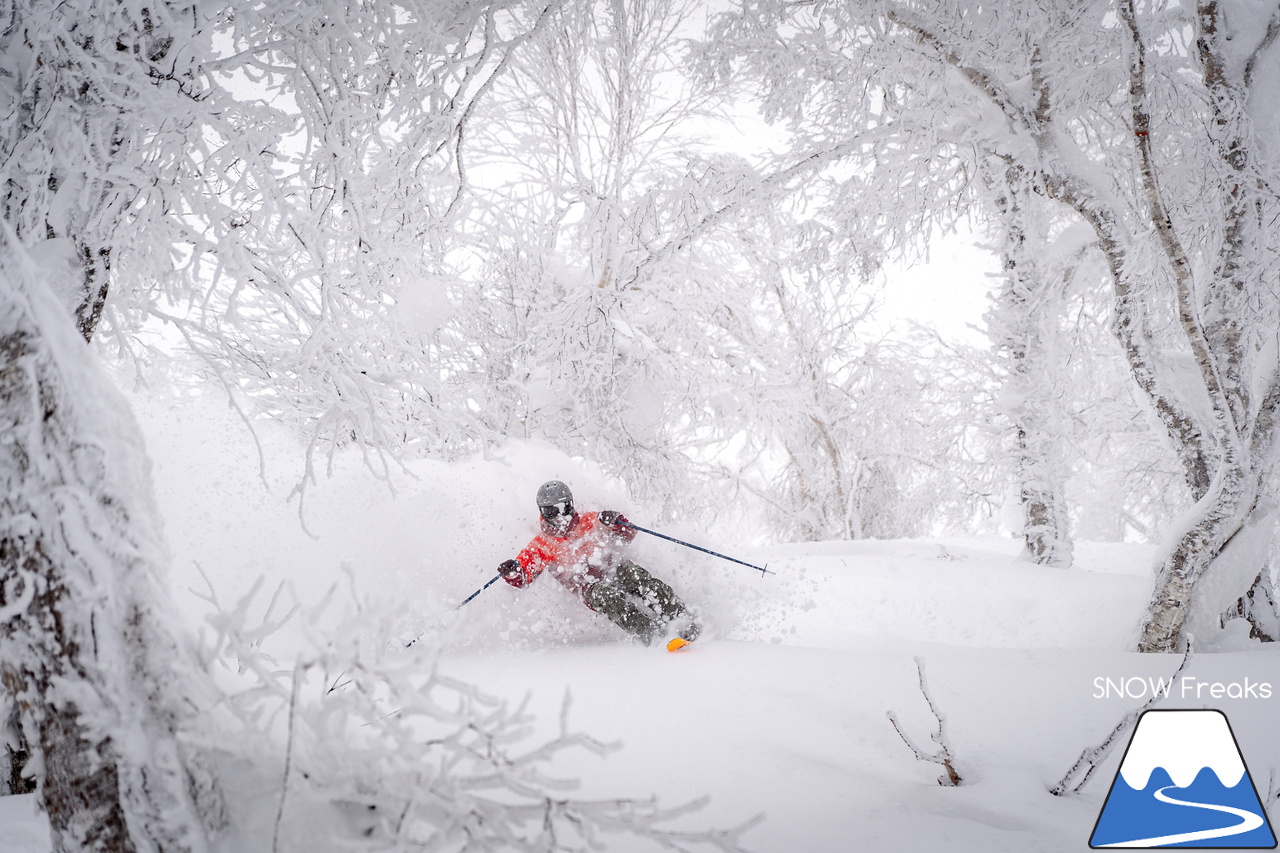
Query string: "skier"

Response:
xmin=497 ymin=480 xmax=700 ymax=647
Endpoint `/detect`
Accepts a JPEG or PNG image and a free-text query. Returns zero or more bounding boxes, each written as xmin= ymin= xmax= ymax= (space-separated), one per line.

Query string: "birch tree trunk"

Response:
xmin=1 ymin=233 xmax=218 ymax=851
xmin=1122 ymin=0 xmax=1280 ymax=651
xmin=988 ymin=167 xmax=1073 ymax=567
xmin=709 ymin=0 xmax=1280 ymax=651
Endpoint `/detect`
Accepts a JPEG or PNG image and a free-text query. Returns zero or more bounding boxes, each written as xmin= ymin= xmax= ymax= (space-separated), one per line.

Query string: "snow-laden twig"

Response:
xmin=193 ymin=571 xmax=761 ymax=852
xmin=0 ymin=568 xmax=36 ymax=623
xmin=1050 ymin=639 xmax=1194 ymax=796
xmin=272 ymin=664 xmax=304 ymax=853
xmin=886 ymin=656 xmax=963 ymax=786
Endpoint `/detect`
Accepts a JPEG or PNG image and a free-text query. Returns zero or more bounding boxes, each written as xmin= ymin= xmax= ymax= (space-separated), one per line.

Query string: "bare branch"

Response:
xmin=1050 ymin=639 xmax=1194 ymax=796
xmin=887 ymin=657 xmax=963 ymax=787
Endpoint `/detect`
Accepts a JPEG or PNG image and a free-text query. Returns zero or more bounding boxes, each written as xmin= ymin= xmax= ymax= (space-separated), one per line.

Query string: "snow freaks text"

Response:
xmin=1093 ymin=677 xmax=1273 ymax=701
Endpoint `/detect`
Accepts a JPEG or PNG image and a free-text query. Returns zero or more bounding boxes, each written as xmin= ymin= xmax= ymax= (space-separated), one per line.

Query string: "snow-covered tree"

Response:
xmin=705 ymin=0 xmax=1280 ymax=651
xmin=717 ymin=232 xmax=983 ymax=542
xmin=455 ymin=0 xmax=761 ymax=517
xmin=133 ymin=0 xmax=574 ymax=482
xmin=456 ymin=0 xmax=979 ymax=532
xmin=983 ymin=166 xmax=1076 ymax=566
xmin=1037 ymin=236 xmax=1188 ymax=546
xmin=1 ymin=1 xmax=754 ymax=849
xmin=2 ymin=228 xmax=221 ymax=853
xmin=0 ymin=4 xmax=233 ymax=844
xmin=0 ymin=1 xmax=211 ymax=341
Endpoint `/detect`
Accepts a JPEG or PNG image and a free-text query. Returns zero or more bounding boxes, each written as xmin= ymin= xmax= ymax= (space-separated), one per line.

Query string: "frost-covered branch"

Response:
xmin=883 ymin=7 xmax=1033 ymax=140
xmin=886 ymin=657 xmax=962 ymax=787
xmin=709 ymin=0 xmax=1280 ymax=652
xmin=1050 ymin=640 xmax=1194 ymax=796
xmin=193 ymin=573 xmax=761 ymax=852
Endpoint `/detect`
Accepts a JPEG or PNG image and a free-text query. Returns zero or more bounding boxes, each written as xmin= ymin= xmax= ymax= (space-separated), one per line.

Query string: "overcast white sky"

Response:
xmin=879 ymin=231 xmax=998 ymax=346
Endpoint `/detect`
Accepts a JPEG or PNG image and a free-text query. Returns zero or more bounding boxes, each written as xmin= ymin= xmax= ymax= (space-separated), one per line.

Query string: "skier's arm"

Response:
xmin=497 ymin=559 xmax=528 ymax=588
xmin=598 ymin=510 xmax=637 ymax=543
xmin=502 ymin=542 xmax=549 ymax=588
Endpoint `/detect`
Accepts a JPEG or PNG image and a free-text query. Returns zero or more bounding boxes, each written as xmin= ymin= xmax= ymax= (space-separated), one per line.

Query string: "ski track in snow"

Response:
xmin=1098 ymin=785 xmax=1264 ymax=848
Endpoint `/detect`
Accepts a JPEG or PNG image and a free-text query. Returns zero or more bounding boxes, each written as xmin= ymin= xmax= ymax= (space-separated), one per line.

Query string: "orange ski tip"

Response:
xmin=666 ymin=637 xmax=690 ymax=653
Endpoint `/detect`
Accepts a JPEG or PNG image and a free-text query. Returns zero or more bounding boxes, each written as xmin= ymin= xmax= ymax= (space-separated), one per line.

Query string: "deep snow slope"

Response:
xmin=5 ymin=391 xmax=1280 ymax=852
xmin=430 ymin=541 xmax=1280 ymax=853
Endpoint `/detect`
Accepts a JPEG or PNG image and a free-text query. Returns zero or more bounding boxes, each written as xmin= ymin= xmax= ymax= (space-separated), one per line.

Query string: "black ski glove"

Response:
xmin=498 ymin=558 xmax=522 ymax=579
xmin=599 ymin=511 xmax=628 ymax=527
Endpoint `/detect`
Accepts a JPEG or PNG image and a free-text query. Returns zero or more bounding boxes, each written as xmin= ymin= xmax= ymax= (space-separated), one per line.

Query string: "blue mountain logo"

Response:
xmin=1090 ymin=709 xmax=1276 ymax=848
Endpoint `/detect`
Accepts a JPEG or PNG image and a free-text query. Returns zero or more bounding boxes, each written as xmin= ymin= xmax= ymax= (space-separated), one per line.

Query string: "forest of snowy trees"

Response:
xmin=3 ymin=0 xmax=1280 ymax=850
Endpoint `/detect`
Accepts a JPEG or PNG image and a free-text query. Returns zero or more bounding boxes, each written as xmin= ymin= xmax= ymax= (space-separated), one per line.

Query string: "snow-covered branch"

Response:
xmin=193 ymin=573 xmax=762 ymax=852
xmin=1050 ymin=640 xmax=1194 ymax=796
xmin=886 ymin=657 xmax=963 ymax=787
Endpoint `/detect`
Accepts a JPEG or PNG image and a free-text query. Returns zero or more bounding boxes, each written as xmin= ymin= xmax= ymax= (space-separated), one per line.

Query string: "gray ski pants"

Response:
xmin=585 ymin=561 xmax=688 ymax=644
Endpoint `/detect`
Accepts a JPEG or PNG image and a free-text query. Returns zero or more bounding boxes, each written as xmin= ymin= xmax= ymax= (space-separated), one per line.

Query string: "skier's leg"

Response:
xmin=614 ymin=561 xmax=699 ymax=641
xmin=584 ymin=579 xmax=661 ymax=645
xmin=614 ymin=561 xmax=683 ymax=618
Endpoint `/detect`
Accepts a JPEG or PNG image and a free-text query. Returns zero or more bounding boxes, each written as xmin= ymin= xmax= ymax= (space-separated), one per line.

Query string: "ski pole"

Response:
xmin=458 ymin=573 xmax=502 ymax=607
xmin=405 ymin=573 xmax=503 ymax=648
xmin=617 ymin=521 xmax=771 ymax=576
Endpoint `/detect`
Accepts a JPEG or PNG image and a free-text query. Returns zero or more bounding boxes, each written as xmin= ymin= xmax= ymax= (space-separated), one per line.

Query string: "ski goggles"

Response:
xmin=539 ymin=501 xmax=573 ymax=519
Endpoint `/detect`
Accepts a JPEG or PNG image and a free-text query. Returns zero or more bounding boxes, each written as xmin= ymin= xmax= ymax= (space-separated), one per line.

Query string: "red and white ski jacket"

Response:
xmin=504 ymin=511 xmax=636 ymax=600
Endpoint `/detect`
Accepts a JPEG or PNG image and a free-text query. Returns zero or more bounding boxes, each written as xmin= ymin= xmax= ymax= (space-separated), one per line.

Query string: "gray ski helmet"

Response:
xmin=536 ymin=480 xmax=573 ymax=508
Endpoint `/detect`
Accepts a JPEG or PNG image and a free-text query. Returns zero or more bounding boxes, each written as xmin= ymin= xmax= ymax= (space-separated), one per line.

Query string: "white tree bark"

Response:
xmin=987 ymin=166 xmax=1074 ymax=567
xmin=1 ymin=231 xmax=219 ymax=851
